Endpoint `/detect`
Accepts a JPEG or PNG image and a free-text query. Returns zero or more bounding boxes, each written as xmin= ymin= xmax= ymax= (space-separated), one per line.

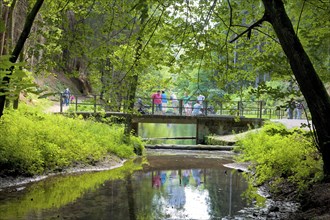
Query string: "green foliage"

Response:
xmin=0 ymin=104 xmax=144 ymax=176
xmin=249 ymin=81 xmax=300 ymax=101
xmin=0 ymin=56 xmax=40 ymax=99
xmin=235 ymin=122 xmax=323 ymax=193
xmin=241 ymin=179 xmax=267 ymax=206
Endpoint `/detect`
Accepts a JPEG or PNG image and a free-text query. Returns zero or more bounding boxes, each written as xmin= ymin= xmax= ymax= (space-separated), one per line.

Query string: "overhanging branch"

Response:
xmin=229 ymin=16 xmax=266 ymax=43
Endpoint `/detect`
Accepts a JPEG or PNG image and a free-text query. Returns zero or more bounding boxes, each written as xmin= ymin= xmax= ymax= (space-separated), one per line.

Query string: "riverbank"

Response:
xmin=0 ymin=155 xmax=125 ymax=190
xmin=218 ymin=119 xmax=329 ymax=220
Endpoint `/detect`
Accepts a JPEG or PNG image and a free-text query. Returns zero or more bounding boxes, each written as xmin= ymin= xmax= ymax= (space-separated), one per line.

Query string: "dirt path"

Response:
xmin=44 ymin=101 xmax=69 ymax=113
xmin=209 ymin=118 xmax=312 ymax=145
xmin=270 ymin=118 xmax=312 ymax=130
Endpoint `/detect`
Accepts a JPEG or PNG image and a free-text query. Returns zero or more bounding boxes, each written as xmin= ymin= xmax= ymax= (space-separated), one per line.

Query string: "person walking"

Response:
xmin=295 ymin=100 xmax=304 ymax=119
xmin=63 ymin=88 xmax=70 ymax=106
xmin=286 ymin=98 xmax=296 ymax=119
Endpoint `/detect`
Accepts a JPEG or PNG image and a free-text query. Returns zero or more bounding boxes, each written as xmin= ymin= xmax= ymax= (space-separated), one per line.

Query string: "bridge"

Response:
xmin=58 ymin=94 xmax=268 ymax=144
xmin=59 ymin=94 xmax=288 ymax=119
xmin=63 ymin=111 xmax=263 ymax=144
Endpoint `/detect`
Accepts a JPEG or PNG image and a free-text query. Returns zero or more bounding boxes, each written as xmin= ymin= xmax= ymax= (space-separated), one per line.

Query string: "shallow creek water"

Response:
xmin=0 ymin=150 xmax=258 ymax=220
xmin=0 ymin=123 xmax=299 ymax=219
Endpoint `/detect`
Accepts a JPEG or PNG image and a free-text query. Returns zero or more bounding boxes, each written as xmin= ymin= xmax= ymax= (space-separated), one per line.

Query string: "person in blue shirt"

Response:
xmin=161 ymin=91 xmax=168 ymax=114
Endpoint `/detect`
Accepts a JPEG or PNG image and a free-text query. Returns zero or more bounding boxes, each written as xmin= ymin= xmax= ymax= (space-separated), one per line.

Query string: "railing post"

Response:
xmin=205 ymin=101 xmax=208 ymax=116
xmin=220 ymin=102 xmax=222 ymax=115
xmin=237 ymin=101 xmax=240 ymax=116
xmin=94 ymin=95 xmax=97 ymax=113
xmin=259 ymin=101 xmax=263 ymax=119
xmin=179 ymin=99 xmax=183 ymax=116
xmin=152 ymin=102 xmax=155 ymax=115
xmin=60 ymin=93 xmax=63 ymax=113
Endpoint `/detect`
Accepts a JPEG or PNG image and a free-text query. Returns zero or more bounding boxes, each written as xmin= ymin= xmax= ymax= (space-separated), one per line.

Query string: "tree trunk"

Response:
xmin=262 ymin=0 xmax=330 ymax=180
xmin=124 ymin=3 xmax=148 ymax=137
xmin=0 ymin=4 xmax=9 ymax=55
xmin=0 ymin=0 xmax=44 ymax=117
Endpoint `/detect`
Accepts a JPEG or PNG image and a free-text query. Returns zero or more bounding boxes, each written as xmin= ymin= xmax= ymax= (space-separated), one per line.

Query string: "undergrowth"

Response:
xmin=235 ymin=122 xmax=323 ymax=194
xmin=0 ymin=104 xmax=144 ymax=176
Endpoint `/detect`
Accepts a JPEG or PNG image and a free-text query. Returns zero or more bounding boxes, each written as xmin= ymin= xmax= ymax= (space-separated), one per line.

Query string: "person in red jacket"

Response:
xmin=151 ymin=90 xmax=162 ymax=114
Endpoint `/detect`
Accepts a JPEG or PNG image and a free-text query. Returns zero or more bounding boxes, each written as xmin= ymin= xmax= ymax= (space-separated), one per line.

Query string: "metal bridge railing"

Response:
xmin=59 ymin=94 xmax=310 ymax=119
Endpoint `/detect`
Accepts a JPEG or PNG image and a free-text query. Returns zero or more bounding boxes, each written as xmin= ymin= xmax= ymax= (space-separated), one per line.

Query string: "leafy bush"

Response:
xmin=235 ymin=122 xmax=323 ymax=192
xmin=0 ymin=104 xmax=144 ymax=176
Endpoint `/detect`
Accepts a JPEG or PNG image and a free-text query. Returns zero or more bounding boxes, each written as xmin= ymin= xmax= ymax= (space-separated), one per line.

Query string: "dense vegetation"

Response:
xmin=235 ymin=122 xmax=323 ymax=194
xmin=0 ymin=103 xmax=144 ymax=176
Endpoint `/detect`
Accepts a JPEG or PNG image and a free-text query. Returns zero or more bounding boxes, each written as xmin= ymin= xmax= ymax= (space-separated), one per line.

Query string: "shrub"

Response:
xmin=0 ymin=104 xmax=144 ymax=176
xmin=235 ymin=122 xmax=323 ymax=192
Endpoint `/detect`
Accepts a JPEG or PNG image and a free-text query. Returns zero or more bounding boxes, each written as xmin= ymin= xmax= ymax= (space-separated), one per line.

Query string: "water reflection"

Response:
xmin=0 ymin=153 xmax=251 ymax=220
xmin=134 ymin=155 xmax=249 ymax=219
xmin=139 ymin=123 xmax=196 ymax=145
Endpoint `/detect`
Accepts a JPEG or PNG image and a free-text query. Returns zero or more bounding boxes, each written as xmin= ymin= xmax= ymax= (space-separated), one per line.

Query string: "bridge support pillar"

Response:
xmin=196 ymin=121 xmax=206 ymax=144
xmin=131 ymin=122 xmax=139 ymax=136
xmin=196 ymin=119 xmax=226 ymax=144
xmin=196 ymin=118 xmax=263 ymax=145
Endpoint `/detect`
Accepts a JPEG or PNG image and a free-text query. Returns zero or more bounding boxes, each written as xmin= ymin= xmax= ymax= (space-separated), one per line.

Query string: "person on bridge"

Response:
xmin=137 ymin=98 xmax=147 ymax=114
xmin=192 ymin=101 xmax=202 ymax=116
xmin=151 ymin=90 xmax=162 ymax=114
xmin=182 ymin=92 xmax=191 ymax=116
xmin=197 ymin=93 xmax=205 ymax=104
xmin=161 ymin=91 xmax=168 ymax=114
xmin=170 ymin=92 xmax=178 ymax=114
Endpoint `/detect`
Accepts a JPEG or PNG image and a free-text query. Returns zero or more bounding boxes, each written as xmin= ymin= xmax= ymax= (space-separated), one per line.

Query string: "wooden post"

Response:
xmin=259 ymin=101 xmax=263 ymax=119
xmin=152 ymin=102 xmax=155 ymax=115
xmin=237 ymin=101 xmax=240 ymax=116
xmin=75 ymin=95 xmax=78 ymax=112
xmin=179 ymin=99 xmax=183 ymax=115
xmin=60 ymin=93 xmax=63 ymax=113
xmin=205 ymin=101 xmax=208 ymax=116
xmin=220 ymin=102 xmax=223 ymax=115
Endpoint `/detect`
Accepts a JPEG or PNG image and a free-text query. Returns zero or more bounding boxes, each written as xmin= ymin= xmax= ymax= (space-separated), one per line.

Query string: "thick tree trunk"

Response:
xmin=262 ymin=0 xmax=330 ymax=179
xmin=0 ymin=0 xmax=44 ymax=117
